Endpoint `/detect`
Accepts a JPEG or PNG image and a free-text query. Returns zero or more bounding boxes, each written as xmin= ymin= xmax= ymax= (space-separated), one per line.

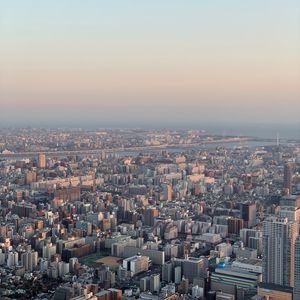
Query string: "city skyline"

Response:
xmin=0 ymin=127 xmax=299 ymax=299
xmin=1 ymin=0 xmax=300 ymax=128
xmin=1 ymin=2 xmax=300 ymax=298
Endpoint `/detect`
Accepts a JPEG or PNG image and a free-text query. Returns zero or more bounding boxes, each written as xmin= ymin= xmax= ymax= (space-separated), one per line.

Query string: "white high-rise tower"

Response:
xmin=262 ymin=217 xmax=298 ymax=288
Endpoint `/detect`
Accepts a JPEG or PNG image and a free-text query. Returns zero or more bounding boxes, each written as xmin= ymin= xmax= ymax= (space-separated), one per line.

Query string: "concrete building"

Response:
xmin=211 ymin=264 xmax=261 ymax=300
xmin=150 ymin=274 xmax=160 ymax=293
xmin=262 ymin=217 xmax=298 ymax=288
xmin=140 ymin=276 xmax=150 ymax=292
xmin=38 ymin=153 xmax=46 ymax=169
xmin=192 ymin=285 xmax=204 ymax=298
xmin=284 ymin=162 xmax=293 ymax=195
xmin=294 ymin=236 xmax=300 ymax=300
xmin=122 ymin=254 xmax=149 ymax=276
xmin=174 ymin=266 xmax=182 ymax=284
xmin=162 ymin=261 xmax=173 ymax=282
xmin=144 ymin=207 xmax=159 ymax=227
xmin=240 ymin=202 xmax=256 ymax=228
xmin=215 ymin=242 xmax=233 ymax=258
xmin=216 ymin=292 xmax=235 ymax=300
xmin=21 ymin=251 xmax=38 ymax=271
xmin=173 ymin=256 xmax=207 ymax=282
xmin=278 ymin=206 xmax=300 ymax=223
xmin=258 ymin=283 xmax=293 ymax=300
xmin=228 ymin=218 xmax=244 ymax=235
xmin=162 ymin=184 xmax=173 ymax=201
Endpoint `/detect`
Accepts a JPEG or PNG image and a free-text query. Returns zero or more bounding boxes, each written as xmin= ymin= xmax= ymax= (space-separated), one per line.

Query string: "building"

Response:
xmin=140 ymin=277 xmax=150 ymax=292
xmin=284 ymin=162 xmax=293 ymax=195
xmin=240 ymin=228 xmax=262 ymax=248
xmin=122 ymin=254 xmax=150 ymax=276
xmin=25 ymin=170 xmax=37 ymax=185
xmin=211 ymin=262 xmax=261 ymax=300
xmin=164 ymin=224 xmax=178 ymax=240
xmin=228 ymin=218 xmax=244 ymax=235
xmin=173 ymin=256 xmax=207 ymax=282
xmin=42 ymin=243 xmax=57 ymax=260
xmin=280 ymin=195 xmax=300 ymax=208
xmin=197 ymin=233 xmax=222 ymax=245
xmin=21 ymin=251 xmax=38 ymax=271
xmin=62 ymin=244 xmax=93 ymax=262
xmin=206 ymin=291 xmax=217 ymax=300
xmin=12 ymin=202 xmax=36 ymax=218
xmin=216 ymin=292 xmax=235 ymax=300
xmin=215 ymin=242 xmax=233 ymax=258
xmin=38 ymin=153 xmax=46 ymax=168
xmin=95 ymin=290 xmax=111 ymax=300
xmin=7 ymin=251 xmax=18 ymax=267
xmin=122 ymin=246 xmax=165 ymax=265
xmin=53 ymin=287 xmax=74 ymax=300
xmin=144 ymin=207 xmax=159 ymax=227
xmin=107 ymin=288 xmax=122 ymax=300
xmin=178 ymin=277 xmax=189 ymax=294
xmin=235 ymin=247 xmax=257 ymax=259
xmin=174 ymin=266 xmax=182 ymax=284
xmin=294 ymin=236 xmax=300 ymax=300
xmin=278 ymin=206 xmax=300 ymax=223
xmin=150 ymin=274 xmax=160 ymax=293
xmin=262 ymin=217 xmax=298 ymax=288
xmin=162 ymin=261 xmax=173 ymax=282
xmin=53 ymin=187 xmax=81 ymax=203
xmin=192 ymin=285 xmax=204 ymax=298
xmin=240 ymin=202 xmax=256 ymax=228
xmin=162 ymin=184 xmax=173 ymax=201
xmin=258 ymin=283 xmax=293 ymax=300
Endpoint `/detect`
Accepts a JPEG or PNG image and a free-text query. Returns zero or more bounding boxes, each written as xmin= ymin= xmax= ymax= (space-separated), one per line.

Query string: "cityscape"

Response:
xmin=1 ymin=1 xmax=300 ymax=300
xmin=0 ymin=128 xmax=300 ymax=300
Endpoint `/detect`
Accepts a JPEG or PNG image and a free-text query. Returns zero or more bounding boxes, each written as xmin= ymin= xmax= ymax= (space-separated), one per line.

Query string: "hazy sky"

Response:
xmin=1 ymin=0 xmax=300 ymax=128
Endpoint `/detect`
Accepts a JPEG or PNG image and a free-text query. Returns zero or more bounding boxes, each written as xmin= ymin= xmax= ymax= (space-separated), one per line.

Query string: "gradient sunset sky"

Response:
xmin=1 ymin=0 xmax=300 ymax=128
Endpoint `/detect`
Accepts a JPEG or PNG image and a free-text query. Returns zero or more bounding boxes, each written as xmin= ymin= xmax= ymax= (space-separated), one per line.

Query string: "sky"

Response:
xmin=0 ymin=0 xmax=300 ymax=131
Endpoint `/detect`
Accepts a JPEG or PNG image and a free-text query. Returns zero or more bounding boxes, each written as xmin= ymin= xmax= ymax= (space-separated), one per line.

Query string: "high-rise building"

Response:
xmin=162 ymin=183 xmax=173 ymax=201
xmin=7 ymin=252 xmax=18 ymax=267
xmin=278 ymin=206 xmax=300 ymax=223
xmin=280 ymin=195 xmax=300 ymax=208
xmin=162 ymin=261 xmax=173 ymax=282
xmin=108 ymin=288 xmax=122 ymax=300
xmin=13 ymin=202 xmax=36 ymax=218
xmin=140 ymin=276 xmax=150 ymax=292
xmin=25 ymin=170 xmax=37 ymax=185
xmin=144 ymin=207 xmax=159 ymax=227
xmin=294 ymin=236 xmax=300 ymax=300
xmin=150 ymin=274 xmax=160 ymax=293
xmin=38 ymin=153 xmax=46 ymax=168
xmin=228 ymin=218 xmax=244 ymax=235
xmin=42 ymin=243 xmax=57 ymax=260
xmin=262 ymin=217 xmax=298 ymax=287
xmin=240 ymin=228 xmax=263 ymax=252
xmin=174 ymin=266 xmax=182 ymax=284
xmin=240 ymin=202 xmax=256 ymax=228
xmin=21 ymin=251 xmax=38 ymax=271
xmin=284 ymin=162 xmax=293 ymax=195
